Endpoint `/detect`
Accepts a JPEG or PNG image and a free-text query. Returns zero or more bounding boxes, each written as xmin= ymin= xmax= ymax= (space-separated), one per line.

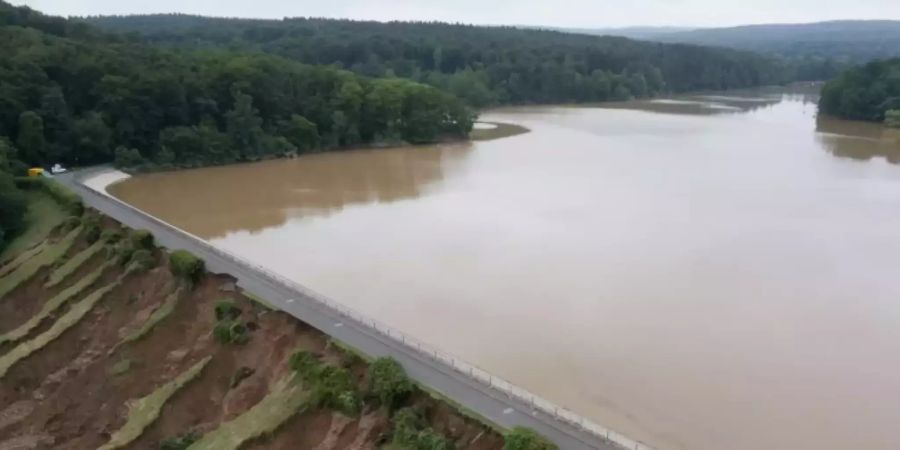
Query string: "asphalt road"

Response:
xmin=58 ymin=170 xmax=638 ymax=450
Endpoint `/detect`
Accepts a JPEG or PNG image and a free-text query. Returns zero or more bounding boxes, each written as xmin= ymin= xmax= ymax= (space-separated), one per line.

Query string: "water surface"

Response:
xmin=110 ymin=87 xmax=900 ymax=450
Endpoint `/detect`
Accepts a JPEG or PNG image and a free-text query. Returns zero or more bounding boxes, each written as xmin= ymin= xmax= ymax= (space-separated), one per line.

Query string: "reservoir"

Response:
xmin=109 ymin=87 xmax=900 ymax=450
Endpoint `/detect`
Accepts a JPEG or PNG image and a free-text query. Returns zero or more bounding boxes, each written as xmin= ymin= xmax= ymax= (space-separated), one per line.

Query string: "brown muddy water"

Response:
xmin=109 ymin=87 xmax=900 ymax=450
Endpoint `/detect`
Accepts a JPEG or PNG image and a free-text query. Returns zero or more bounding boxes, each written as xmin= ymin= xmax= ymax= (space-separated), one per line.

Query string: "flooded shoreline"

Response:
xmin=110 ymin=88 xmax=900 ymax=450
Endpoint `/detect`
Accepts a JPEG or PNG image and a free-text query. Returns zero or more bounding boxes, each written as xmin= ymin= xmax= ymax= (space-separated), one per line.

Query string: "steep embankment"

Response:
xmin=0 ymin=196 xmax=537 ymax=449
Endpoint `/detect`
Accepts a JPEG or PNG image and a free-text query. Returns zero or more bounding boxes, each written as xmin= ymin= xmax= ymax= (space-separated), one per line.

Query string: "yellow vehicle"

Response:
xmin=28 ymin=167 xmax=44 ymax=177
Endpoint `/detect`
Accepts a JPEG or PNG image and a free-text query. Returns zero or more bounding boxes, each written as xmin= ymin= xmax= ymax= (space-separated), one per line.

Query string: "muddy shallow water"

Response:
xmin=110 ymin=87 xmax=900 ymax=450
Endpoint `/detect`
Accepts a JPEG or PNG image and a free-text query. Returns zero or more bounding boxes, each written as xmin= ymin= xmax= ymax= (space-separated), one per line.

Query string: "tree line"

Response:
xmin=86 ymin=14 xmax=801 ymax=108
xmin=0 ymin=139 xmax=26 ymax=251
xmin=0 ymin=1 xmax=474 ymax=172
xmin=819 ymin=58 xmax=900 ymax=123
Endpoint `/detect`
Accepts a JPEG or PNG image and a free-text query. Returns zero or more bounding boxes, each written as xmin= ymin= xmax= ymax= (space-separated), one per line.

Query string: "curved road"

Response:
xmin=58 ymin=170 xmax=640 ymax=450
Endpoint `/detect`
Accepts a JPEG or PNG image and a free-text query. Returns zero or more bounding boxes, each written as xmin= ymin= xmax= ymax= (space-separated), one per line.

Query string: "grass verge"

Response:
xmin=187 ymin=374 xmax=308 ymax=450
xmin=0 ymin=241 xmax=46 ymax=278
xmin=0 ymin=278 xmax=119 ymax=378
xmin=0 ymin=192 xmax=67 ymax=262
xmin=97 ymin=356 xmax=212 ymax=450
xmin=119 ymin=288 xmax=182 ymax=345
xmin=0 ymin=261 xmax=112 ymax=346
xmin=329 ymin=338 xmax=373 ymax=363
xmin=45 ymin=241 xmax=105 ymax=288
xmin=0 ymin=225 xmax=82 ymax=299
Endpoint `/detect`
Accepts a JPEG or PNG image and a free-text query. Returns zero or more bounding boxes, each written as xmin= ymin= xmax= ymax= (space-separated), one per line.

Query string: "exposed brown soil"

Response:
xmin=0 ymin=212 xmax=504 ymax=450
xmin=0 ymin=266 xmax=55 ymax=336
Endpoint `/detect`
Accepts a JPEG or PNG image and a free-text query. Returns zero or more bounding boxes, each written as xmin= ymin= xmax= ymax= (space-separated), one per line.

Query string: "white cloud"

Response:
xmin=11 ymin=0 xmax=900 ymax=27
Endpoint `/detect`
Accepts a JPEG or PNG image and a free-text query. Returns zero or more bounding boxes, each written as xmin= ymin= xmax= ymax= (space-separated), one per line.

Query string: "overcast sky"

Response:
xmin=11 ymin=0 xmax=900 ymax=28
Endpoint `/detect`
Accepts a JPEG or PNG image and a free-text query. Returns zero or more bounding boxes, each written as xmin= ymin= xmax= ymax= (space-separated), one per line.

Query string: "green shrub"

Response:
xmin=130 ymin=229 xmax=155 ymax=250
xmin=115 ymin=242 xmax=135 ymax=266
xmin=213 ymin=321 xmax=233 ymax=344
xmin=169 ymin=250 xmax=205 ymax=283
xmin=129 ymin=249 xmax=156 ymax=273
xmin=101 ymin=229 xmax=122 ymax=244
xmin=288 ymin=349 xmax=360 ymax=416
xmin=310 ymin=364 xmax=359 ymax=415
xmin=503 ymin=427 xmax=558 ymax=450
xmin=369 ymin=357 xmax=414 ymax=411
xmin=214 ymin=300 xmax=242 ymax=321
xmin=62 ymin=216 xmax=81 ymax=231
xmin=289 ymin=350 xmax=319 ymax=377
xmin=84 ymin=223 xmax=101 ymax=244
xmin=392 ymin=407 xmax=424 ymax=440
xmin=228 ymin=322 xmax=248 ymax=344
xmin=392 ymin=407 xmax=453 ymax=450
xmin=213 ymin=320 xmax=249 ymax=345
xmin=159 ymin=432 xmax=198 ymax=450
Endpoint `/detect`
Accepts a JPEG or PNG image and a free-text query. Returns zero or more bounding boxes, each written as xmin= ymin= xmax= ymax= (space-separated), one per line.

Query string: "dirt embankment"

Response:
xmin=0 ymin=211 xmax=505 ymax=450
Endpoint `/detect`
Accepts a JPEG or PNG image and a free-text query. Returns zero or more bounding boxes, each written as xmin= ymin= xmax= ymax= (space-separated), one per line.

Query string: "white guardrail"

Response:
xmin=75 ymin=172 xmax=654 ymax=450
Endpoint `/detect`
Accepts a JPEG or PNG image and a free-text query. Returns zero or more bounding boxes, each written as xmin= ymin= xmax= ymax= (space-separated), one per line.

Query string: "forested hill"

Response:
xmin=650 ymin=21 xmax=900 ymax=63
xmin=85 ymin=14 xmax=794 ymax=107
xmin=0 ymin=1 xmax=474 ymax=171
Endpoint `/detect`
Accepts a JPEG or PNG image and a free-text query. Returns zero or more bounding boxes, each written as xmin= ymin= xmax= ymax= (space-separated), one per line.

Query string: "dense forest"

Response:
xmin=85 ymin=14 xmax=799 ymax=107
xmin=0 ymin=139 xmax=26 ymax=250
xmin=0 ymin=1 xmax=474 ymax=172
xmin=819 ymin=58 xmax=900 ymax=122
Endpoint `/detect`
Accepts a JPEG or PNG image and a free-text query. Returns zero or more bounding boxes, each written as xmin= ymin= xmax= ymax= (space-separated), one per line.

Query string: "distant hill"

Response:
xmin=534 ymin=26 xmax=696 ymax=40
xmin=645 ymin=21 xmax=900 ymax=62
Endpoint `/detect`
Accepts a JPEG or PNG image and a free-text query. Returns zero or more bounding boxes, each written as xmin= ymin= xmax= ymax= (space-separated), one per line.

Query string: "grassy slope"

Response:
xmin=0 ymin=192 xmax=67 ymax=262
xmin=187 ymin=374 xmax=309 ymax=450
xmin=0 ymin=278 xmax=119 ymax=378
xmin=0 ymin=241 xmax=47 ymax=278
xmin=119 ymin=288 xmax=182 ymax=345
xmin=0 ymin=262 xmax=112 ymax=345
xmin=0 ymin=225 xmax=82 ymax=299
xmin=45 ymin=241 xmax=105 ymax=288
xmin=98 ymin=356 xmax=212 ymax=450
